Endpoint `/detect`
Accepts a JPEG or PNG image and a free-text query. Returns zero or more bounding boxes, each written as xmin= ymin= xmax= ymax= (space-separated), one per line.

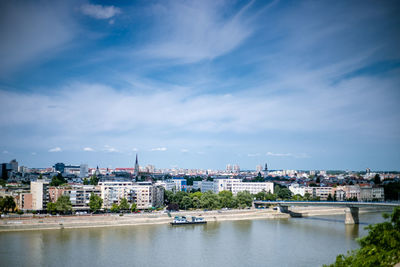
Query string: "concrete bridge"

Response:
xmin=254 ymin=201 xmax=400 ymax=224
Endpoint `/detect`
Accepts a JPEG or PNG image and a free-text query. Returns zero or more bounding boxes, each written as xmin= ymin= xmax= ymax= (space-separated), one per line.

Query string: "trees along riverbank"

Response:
xmin=325 ymin=207 xmax=400 ymax=267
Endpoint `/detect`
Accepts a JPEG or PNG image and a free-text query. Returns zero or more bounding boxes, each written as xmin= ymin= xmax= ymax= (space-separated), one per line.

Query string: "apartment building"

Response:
xmin=31 ymin=180 xmax=49 ymax=210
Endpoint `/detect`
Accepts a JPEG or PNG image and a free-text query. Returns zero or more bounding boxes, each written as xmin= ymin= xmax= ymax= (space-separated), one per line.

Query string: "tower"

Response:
xmin=264 ymin=163 xmax=268 ymax=172
xmin=134 ymin=154 xmax=139 ymax=177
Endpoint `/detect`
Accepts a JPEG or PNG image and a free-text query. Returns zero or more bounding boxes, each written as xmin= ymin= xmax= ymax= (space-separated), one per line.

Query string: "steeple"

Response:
xmin=134 ymin=154 xmax=139 ymax=177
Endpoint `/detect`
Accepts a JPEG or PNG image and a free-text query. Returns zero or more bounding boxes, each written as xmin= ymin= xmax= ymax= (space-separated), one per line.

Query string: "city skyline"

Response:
xmin=1 ymin=0 xmax=399 ymax=170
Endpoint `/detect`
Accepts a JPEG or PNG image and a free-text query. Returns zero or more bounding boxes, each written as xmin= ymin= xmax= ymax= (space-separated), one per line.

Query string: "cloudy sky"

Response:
xmin=0 ymin=0 xmax=399 ymax=171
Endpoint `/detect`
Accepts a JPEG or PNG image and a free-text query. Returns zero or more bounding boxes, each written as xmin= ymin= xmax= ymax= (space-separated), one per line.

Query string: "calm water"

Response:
xmin=0 ymin=212 xmax=388 ymax=267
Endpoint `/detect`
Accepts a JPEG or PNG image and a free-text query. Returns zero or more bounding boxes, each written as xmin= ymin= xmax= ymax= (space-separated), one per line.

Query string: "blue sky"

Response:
xmin=0 ymin=0 xmax=399 ymax=171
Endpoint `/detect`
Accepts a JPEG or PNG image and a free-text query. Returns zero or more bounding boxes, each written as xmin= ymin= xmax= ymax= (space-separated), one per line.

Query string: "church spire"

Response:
xmin=134 ymin=154 xmax=139 ymax=177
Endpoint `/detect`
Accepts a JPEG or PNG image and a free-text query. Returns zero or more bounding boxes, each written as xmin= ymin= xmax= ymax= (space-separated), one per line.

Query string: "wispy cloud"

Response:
xmin=0 ymin=1 xmax=76 ymax=76
xmin=49 ymin=147 xmax=62 ymax=152
xmin=2 ymin=150 xmax=9 ymax=154
xmin=151 ymin=147 xmax=167 ymax=151
xmin=139 ymin=1 xmax=254 ymax=63
xmin=247 ymin=153 xmax=260 ymax=157
xmin=103 ymin=145 xmax=119 ymax=153
xmin=80 ymin=4 xmax=121 ymax=20
xmin=181 ymin=149 xmax=189 ymax=153
xmin=266 ymin=152 xmax=310 ymax=158
xmin=83 ymin=147 xmax=94 ymax=152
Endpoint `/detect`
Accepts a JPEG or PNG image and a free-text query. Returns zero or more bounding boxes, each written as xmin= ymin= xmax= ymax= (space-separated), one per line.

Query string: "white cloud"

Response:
xmin=49 ymin=147 xmax=62 ymax=152
xmin=132 ymin=148 xmax=138 ymax=152
xmin=2 ymin=150 xmax=9 ymax=154
xmin=83 ymin=147 xmax=94 ymax=152
xmin=103 ymin=145 xmax=119 ymax=153
xmin=80 ymin=4 xmax=121 ymax=19
xmin=151 ymin=147 xmax=167 ymax=151
xmin=181 ymin=149 xmax=189 ymax=153
xmin=247 ymin=153 xmax=260 ymax=157
xmin=31 ymin=152 xmax=37 ymax=155
xmin=266 ymin=152 xmax=292 ymax=157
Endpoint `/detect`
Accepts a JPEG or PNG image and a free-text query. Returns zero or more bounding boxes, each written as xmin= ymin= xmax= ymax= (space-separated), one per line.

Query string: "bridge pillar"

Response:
xmin=278 ymin=206 xmax=289 ymax=213
xmin=345 ymin=207 xmax=359 ymax=224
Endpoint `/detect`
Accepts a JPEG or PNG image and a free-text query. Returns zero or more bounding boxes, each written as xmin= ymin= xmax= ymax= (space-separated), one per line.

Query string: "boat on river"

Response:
xmin=170 ymin=216 xmax=207 ymax=225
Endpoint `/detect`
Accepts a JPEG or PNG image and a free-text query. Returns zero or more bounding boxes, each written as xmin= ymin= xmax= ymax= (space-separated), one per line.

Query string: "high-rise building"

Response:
xmin=233 ymin=164 xmax=240 ymax=173
xmin=54 ymin=163 xmax=65 ymax=173
xmin=80 ymin=164 xmax=89 ymax=178
xmin=31 ymin=180 xmax=49 ymax=210
xmin=9 ymin=159 xmax=18 ymax=172
xmin=226 ymin=164 xmax=232 ymax=173
xmin=264 ymin=163 xmax=268 ymax=172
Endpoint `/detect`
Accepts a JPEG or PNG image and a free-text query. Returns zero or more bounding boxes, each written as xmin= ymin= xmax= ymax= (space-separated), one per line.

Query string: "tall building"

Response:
xmin=54 ymin=163 xmax=65 ymax=173
xmin=226 ymin=164 xmax=232 ymax=173
xmin=264 ymin=163 xmax=268 ymax=172
xmin=9 ymin=159 xmax=18 ymax=172
xmin=80 ymin=164 xmax=89 ymax=178
xmin=31 ymin=180 xmax=49 ymax=210
xmin=233 ymin=164 xmax=240 ymax=173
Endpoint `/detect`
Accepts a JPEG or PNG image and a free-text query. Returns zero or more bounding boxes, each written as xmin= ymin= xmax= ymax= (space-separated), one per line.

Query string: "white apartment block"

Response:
xmin=212 ymin=179 xmax=274 ymax=195
xmin=289 ymin=184 xmax=306 ymax=196
xmin=99 ymin=181 xmax=164 ymax=209
xmin=31 ymin=180 xmax=49 ymax=210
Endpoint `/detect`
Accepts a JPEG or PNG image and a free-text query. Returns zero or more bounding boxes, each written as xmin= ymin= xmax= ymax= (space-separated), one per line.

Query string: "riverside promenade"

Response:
xmin=0 ymin=206 xmax=391 ymax=232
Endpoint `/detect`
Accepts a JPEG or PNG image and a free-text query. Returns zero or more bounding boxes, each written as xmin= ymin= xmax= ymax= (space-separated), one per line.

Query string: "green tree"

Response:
xmin=164 ymin=190 xmax=174 ymax=205
xmin=131 ymin=203 xmax=137 ymax=212
xmin=325 ymin=207 xmax=400 ymax=267
xmin=200 ymin=191 xmax=221 ymax=210
xmin=254 ymin=190 xmax=268 ymax=201
xmin=0 ymin=196 xmax=16 ymax=213
xmin=304 ymin=192 xmax=312 ymax=201
xmin=111 ymin=203 xmax=120 ymax=213
xmin=55 ymin=195 xmax=72 ymax=214
xmin=219 ymin=190 xmax=235 ymax=208
xmin=277 ymin=188 xmax=292 ymax=200
xmin=327 ymin=194 xmax=334 ymax=201
xmin=47 ymin=202 xmax=57 ymax=214
xmin=174 ymin=191 xmax=189 ymax=206
xmin=89 ymin=193 xmax=103 ymax=213
xmin=374 ymin=174 xmax=381 ymax=185
xmin=83 ymin=178 xmax=89 ymax=185
xmin=90 ymin=175 xmax=99 ymax=186
xmin=180 ymin=196 xmax=193 ymax=210
xmin=292 ymin=194 xmax=304 ymax=201
xmin=119 ymin=198 xmax=130 ymax=211
xmin=192 ymin=196 xmax=201 ymax=209
xmin=50 ymin=173 xmax=67 ymax=187
xmin=236 ymin=191 xmax=253 ymax=208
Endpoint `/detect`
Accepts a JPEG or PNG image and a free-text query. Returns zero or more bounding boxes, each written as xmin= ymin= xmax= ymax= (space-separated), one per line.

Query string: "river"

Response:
xmin=0 ymin=212 xmax=388 ymax=267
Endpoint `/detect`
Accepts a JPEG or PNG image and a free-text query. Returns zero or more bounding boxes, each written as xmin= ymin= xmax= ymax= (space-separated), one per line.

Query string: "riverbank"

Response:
xmin=0 ymin=206 xmax=392 ymax=232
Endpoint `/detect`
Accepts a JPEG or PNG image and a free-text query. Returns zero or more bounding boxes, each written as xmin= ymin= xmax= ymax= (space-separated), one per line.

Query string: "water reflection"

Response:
xmin=0 ymin=213 xmax=387 ymax=267
xmin=345 ymin=224 xmax=359 ymax=239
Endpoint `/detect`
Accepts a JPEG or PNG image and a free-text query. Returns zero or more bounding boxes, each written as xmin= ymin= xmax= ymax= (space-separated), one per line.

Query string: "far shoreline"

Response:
xmin=0 ymin=206 xmax=392 ymax=232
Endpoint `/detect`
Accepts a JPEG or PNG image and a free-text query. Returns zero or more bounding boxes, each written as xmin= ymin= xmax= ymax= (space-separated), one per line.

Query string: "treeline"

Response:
xmin=165 ymin=190 xmax=254 ymax=210
xmin=165 ymin=185 xmax=328 ymax=211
